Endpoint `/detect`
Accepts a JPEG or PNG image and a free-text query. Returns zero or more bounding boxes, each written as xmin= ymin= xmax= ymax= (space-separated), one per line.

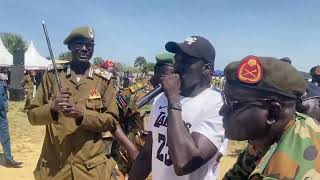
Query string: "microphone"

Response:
xmin=136 ymin=84 xmax=163 ymax=108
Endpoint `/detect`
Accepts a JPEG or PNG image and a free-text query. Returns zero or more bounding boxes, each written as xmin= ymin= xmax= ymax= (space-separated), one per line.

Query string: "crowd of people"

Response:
xmin=1 ymin=26 xmax=320 ymax=180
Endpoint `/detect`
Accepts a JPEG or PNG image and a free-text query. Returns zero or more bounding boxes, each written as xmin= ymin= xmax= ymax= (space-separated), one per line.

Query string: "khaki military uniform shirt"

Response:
xmin=21 ymin=74 xmax=35 ymax=90
xmin=28 ymin=63 xmax=119 ymax=180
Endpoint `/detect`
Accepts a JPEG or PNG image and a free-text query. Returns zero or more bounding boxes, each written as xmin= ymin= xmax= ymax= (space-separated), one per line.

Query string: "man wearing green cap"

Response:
xmin=221 ymin=55 xmax=320 ymax=179
xmin=28 ymin=26 xmax=119 ymax=180
xmin=150 ymin=53 xmax=175 ymax=87
xmin=108 ymin=53 xmax=175 ymax=179
xmin=21 ymin=70 xmax=37 ymax=111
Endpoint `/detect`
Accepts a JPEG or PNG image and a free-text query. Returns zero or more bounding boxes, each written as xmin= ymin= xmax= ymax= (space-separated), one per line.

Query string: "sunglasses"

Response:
xmin=70 ymin=42 xmax=95 ymax=51
xmin=221 ymin=92 xmax=276 ymax=111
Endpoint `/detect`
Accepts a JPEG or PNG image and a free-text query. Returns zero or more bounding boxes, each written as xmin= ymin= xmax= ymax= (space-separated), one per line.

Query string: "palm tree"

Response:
xmin=0 ymin=33 xmax=27 ymax=54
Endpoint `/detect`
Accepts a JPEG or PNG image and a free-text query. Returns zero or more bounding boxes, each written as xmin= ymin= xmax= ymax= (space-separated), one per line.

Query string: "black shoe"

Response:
xmin=5 ymin=159 xmax=23 ymax=168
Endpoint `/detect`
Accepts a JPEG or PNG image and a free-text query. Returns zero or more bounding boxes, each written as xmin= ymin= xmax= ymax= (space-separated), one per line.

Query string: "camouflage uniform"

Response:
xmin=111 ymin=80 xmax=152 ymax=174
xmin=224 ymin=113 xmax=320 ymax=179
xmin=21 ymin=73 xmax=36 ymax=110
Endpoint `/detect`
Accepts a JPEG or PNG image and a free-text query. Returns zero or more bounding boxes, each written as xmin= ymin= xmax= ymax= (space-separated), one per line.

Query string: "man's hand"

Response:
xmin=160 ymin=74 xmax=181 ymax=102
xmin=51 ymin=89 xmax=70 ymax=112
xmin=60 ymin=104 xmax=84 ymax=119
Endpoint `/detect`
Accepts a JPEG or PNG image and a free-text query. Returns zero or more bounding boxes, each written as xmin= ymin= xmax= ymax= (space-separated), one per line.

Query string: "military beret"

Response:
xmin=279 ymin=57 xmax=292 ymax=64
xmin=155 ymin=53 xmax=175 ymax=66
xmin=310 ymin=66 xmax=320 ymax=77
xmin=100 ymin=60 xmax=115 ymax=69
xmin=63 ymin=26 xmax=95 ymax=45
xmin=224 ymin=55 xmax=306 ymax=99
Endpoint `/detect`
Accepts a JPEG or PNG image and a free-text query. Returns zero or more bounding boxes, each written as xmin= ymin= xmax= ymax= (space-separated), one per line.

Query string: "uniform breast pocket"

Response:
xmin=85 ymin=99 xmax=106 ymax=112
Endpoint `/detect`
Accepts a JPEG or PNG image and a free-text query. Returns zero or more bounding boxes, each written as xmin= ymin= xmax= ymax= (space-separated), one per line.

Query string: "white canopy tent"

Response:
xmin=24 ymin=41 xmax=51 ymax=70
xmin=0 ymin=38 xmax=13 ymax=67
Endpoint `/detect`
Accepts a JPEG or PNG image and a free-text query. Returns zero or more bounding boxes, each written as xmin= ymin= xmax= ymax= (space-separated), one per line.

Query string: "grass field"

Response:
xmin=0 ymin=101 xmax=245 ymax=180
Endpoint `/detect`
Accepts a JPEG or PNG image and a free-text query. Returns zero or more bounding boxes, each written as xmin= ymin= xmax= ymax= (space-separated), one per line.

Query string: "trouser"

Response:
xmin=0 ymin=103 xmax=13 ymax=160
xmin=24 ymin=89 xmax=32 ymax=110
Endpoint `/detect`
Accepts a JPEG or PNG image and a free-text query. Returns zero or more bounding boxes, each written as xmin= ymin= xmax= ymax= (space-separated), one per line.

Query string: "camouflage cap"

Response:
xmin=63 ymin=26 xmax=95 ymax=45
xmin=224 ymin=55 xmax=306 ymax=99
xmin=155 ymin=53 xmax=175 ymax=66
xmin=310 ymin=66 xmax=320 ymax=77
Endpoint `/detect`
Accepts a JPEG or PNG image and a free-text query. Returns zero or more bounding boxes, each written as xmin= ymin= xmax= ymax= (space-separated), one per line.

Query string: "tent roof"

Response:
xmin=25 ymin=41 xmax=51 ymax=70
xmin=0 ymin=38 xmax=13 ymax=67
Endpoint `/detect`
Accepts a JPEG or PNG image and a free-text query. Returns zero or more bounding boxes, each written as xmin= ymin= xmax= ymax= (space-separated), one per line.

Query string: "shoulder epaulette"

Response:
xmin=296 ymin=112 xmax=307 ymax=120
xmin=47 ymin=63 xmax=68 ymax=71
xmin=93 ymin=66 xmax=113 ymax=80
xmin=129 ymin=82 xmax=146 ymax=94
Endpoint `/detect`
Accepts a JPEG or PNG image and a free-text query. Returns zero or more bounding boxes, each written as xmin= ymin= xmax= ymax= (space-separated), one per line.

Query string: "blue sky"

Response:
xmin=0 ymin=0 xmax=319 ymax=71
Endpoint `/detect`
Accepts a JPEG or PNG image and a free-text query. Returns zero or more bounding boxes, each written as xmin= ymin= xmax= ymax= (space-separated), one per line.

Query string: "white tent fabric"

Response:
xmin=25 ymin=41 xmax=51 ymax=70
xmin=0 ymin=38 xmax=13 ymax=67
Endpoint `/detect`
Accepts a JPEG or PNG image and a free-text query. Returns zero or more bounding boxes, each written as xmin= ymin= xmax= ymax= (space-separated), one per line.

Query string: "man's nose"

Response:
xmin=81 ymin=45 xmax=87 ymax=51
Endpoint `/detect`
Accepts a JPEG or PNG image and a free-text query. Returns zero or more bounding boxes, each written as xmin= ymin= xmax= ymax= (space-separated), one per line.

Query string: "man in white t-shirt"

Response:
xmin=129 ymin=36 xmax=225 ymax=180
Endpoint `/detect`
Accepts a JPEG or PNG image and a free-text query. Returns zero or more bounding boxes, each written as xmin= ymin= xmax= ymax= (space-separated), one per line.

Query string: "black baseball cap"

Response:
xmin=165 ymin=36 xmax=216 ymax=65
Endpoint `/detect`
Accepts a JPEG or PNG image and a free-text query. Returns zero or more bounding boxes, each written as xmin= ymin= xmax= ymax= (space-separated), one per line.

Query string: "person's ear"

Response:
xmin=203 ymin=63 xmax=211 ymax=76
xmin=267 ymin=101 xmax=282 ymax=124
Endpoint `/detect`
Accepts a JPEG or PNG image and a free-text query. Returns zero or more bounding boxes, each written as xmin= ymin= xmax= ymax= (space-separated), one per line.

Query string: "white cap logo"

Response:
xmin=184 ymin=37 xmax=197 ymax=45
xmin=88 ymin=28 xmax=94 ymax=38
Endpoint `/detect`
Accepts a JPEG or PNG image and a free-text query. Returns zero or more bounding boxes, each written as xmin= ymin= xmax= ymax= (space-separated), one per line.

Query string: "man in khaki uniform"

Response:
xmin=27 ymin=26 xmax=119 ymax=180
xmin=21 ymin=70 xmax=36 ymax=111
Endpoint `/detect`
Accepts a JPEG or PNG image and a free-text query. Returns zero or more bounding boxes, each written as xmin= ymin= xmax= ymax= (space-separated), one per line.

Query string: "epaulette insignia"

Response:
xmin=94 ymin=69 xmax=113 ymax=80
xmin=315 ymin=67 xmax=320 ymax=76
xmin=47 ymin=63 xmax=66 ymax=71
xmin=88 ymin=89 xmax=101 ymax=100
xmin=237 ymin=55 xmax=263 ymax=84
xmin=129 ymin=82 xmax=145 ymax=94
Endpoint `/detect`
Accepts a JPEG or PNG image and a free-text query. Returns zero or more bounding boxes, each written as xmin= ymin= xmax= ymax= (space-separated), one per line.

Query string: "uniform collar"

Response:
xmin=66 ymin=64 xmax=94 ymax=85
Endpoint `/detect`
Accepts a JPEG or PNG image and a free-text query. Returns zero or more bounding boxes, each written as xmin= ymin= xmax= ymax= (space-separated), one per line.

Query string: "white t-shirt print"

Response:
xmin=147 ymin=87 xmax=225 ymax=180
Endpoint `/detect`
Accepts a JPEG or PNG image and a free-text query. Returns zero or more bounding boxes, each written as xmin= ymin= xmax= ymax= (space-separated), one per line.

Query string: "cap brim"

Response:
xmin=165 ymin=41 xmax=181 ymax=53
xmin=165 ymin=41 xmax=200 ymax=59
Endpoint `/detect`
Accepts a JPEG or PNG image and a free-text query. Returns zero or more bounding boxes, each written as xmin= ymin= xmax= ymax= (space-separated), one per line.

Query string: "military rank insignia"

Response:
xmin=88 ymin=89 xmax=101 ymax=100
xmin=237 ymin=55 xmax=263 ymax=84
xmin=315 ymin=67 xmax=320 ymax=76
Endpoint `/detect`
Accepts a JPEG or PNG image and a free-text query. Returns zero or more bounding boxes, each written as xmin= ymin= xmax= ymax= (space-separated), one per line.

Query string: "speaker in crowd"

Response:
xmin=13 ymin=49 xmax=25 ymax=65
xmin=9 ymin=49 xmax=25 ymax=101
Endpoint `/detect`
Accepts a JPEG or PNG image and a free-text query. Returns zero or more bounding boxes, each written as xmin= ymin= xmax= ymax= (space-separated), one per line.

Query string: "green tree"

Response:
xmin=134 ymin=56 xmax=148 ymax=74
xmin=134 ymin=56 xmax=147 ymax=68
xmin=93 ymin=57 xmax=103 ymax=65
xmin=58 ymin=51 xmax=72 ymax=61
xmin=0 ymin=33 xmax=27 ymax=53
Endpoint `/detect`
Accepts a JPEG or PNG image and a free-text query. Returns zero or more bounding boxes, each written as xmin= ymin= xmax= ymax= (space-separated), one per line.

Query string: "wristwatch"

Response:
xmin=168 ymin=102 xmax=182 ymax=111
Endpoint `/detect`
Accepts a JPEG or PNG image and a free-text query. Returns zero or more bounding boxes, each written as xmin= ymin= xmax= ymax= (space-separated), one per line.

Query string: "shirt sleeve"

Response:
xmin=219 ymin=138 xmax=229 ymax=155
xmin=146 ymin=93 xmax=162 ymax=132
xmin=27 ymin=71 xmax=57 ymax=125
xmin=192 ymin=102 xmax=225 ymax=149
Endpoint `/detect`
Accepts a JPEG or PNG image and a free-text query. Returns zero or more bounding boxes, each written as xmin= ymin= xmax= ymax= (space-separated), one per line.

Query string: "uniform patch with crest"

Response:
xmin=315 ymin=67 xmax=320 ymax=76
xmin=88 ymin=89 xmax=101 ymax=100
xmin=237 ymin=55 xmax=263 ymax=84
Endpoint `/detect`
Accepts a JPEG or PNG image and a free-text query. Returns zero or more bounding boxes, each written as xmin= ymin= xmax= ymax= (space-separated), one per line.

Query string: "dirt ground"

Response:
xmin=0 ymin=101 xmax=245 ymax=180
